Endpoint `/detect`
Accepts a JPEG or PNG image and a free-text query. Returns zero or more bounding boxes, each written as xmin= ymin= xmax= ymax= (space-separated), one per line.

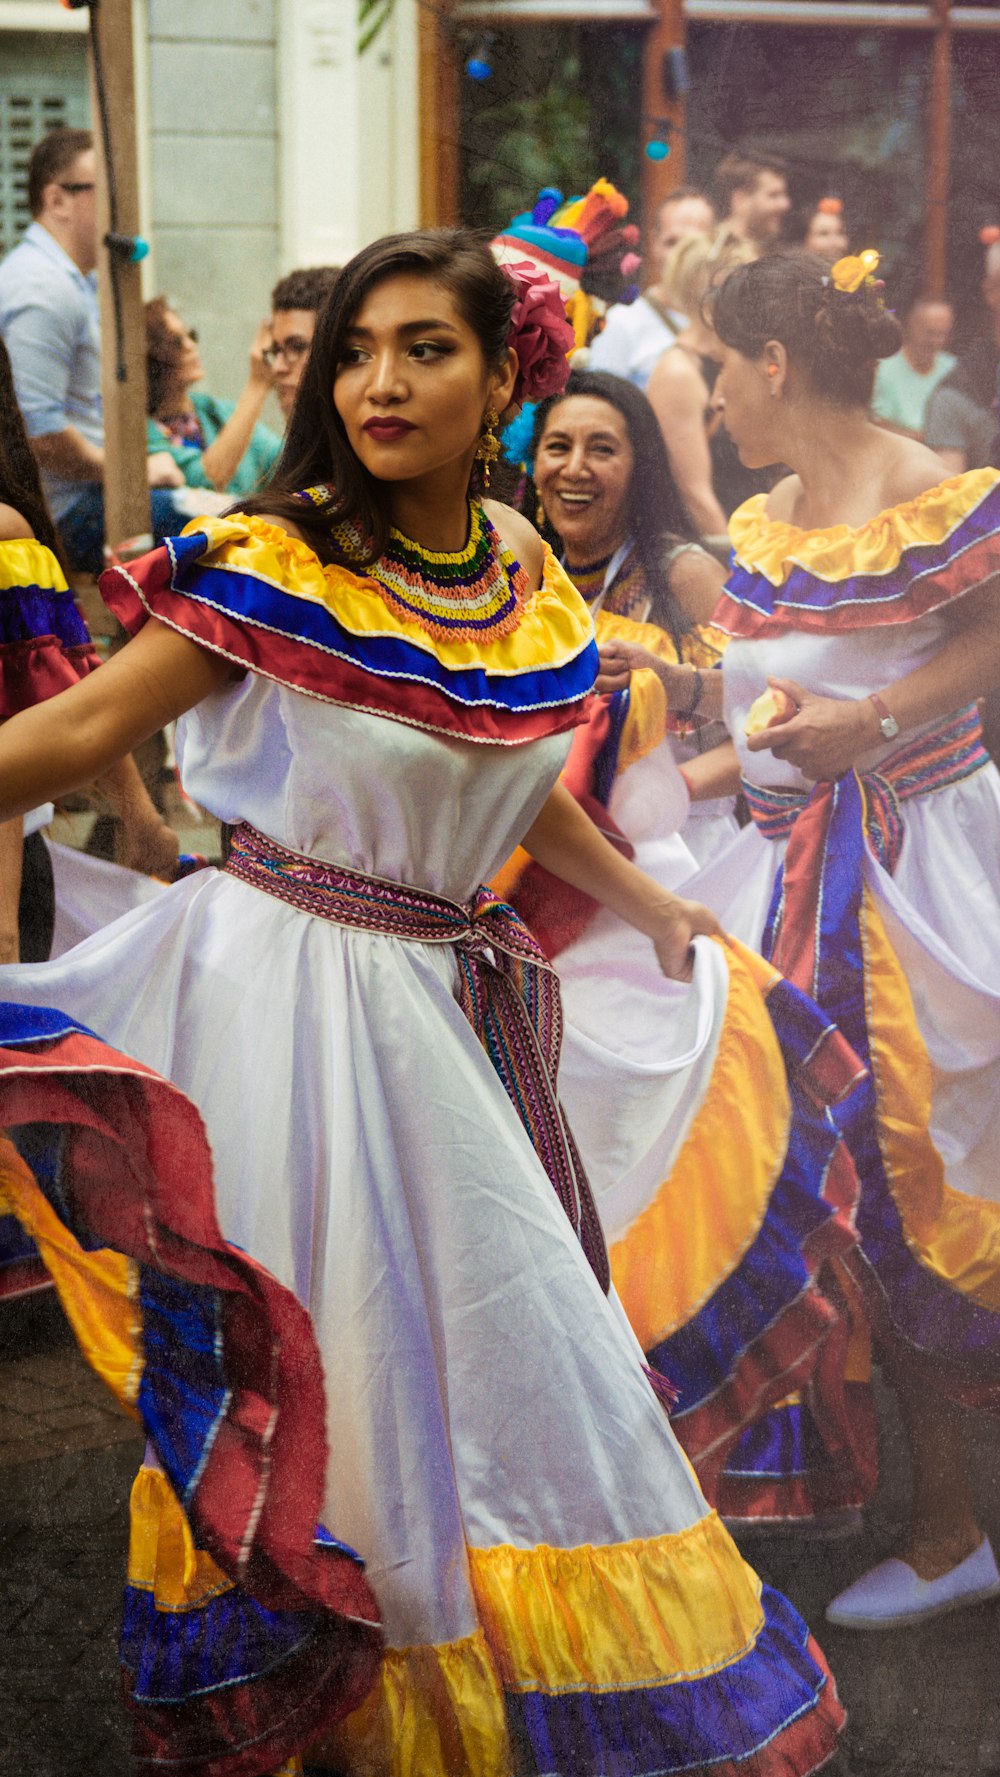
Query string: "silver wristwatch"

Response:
xmin=868 ymin=692 xmax=900 ymax=741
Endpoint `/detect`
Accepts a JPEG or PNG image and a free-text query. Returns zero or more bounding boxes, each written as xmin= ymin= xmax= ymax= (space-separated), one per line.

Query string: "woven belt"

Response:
xmin=224 ymin=822 xmax=609 ymax=1292
xmin=743 ymin=703 xmax=990 ymax=873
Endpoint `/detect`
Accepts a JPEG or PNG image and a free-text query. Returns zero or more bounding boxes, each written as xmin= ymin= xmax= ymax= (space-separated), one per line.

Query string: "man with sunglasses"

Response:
xmin=0 ymin=129 xmax=183 ymax=574
xmin=267 ymin=265 xmax=341 ymax=419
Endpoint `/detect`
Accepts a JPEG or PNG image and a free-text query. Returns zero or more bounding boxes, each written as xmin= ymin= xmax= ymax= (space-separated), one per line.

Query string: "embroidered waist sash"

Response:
xmin=737 ymin=707 xmax=1000 ymax=1393
xmin=742 ymin=703 xmax=989 ymax=871
xmin=224 ymin=822 xmax=609 ymax=1292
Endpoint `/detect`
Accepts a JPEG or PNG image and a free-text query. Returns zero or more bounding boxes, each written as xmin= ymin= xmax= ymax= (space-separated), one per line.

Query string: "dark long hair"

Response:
xmin=527 ymin=368 xmax=695 ymax=646
xmin=0 ymin=337 xmax=65 ymax=563
xmin=237 ymin=228 xmax=517 ymax=566
xmin=145 ymin=295 xmax=185 ymax=416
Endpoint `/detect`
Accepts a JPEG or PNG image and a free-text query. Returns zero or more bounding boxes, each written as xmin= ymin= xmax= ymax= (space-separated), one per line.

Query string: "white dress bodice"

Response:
xmin=176 ymin=674 xmax=570 ymax=903
xmin=724 ymin=608 xmax=954 ymax=792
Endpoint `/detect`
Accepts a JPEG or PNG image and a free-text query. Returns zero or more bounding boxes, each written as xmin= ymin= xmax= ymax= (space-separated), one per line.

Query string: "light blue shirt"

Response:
xmin=0 ymin=221 xmax=102 ymax=521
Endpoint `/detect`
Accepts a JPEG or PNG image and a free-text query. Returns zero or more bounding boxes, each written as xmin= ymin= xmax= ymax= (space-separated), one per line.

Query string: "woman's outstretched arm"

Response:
xmin=0 ymin=620 xmax=232 ymax=822
xmin=522 ymin=781 xmax=720 ymax=980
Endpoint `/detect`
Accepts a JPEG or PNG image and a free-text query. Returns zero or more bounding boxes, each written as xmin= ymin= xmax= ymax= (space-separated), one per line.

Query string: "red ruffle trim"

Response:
xmin=0 ymin=637 xmax=100 ymax=718
xmin=0 ymin=1031 xmax=382 ymax=1634
xmin=126 ymin=1621 xmax=378 ymax=1777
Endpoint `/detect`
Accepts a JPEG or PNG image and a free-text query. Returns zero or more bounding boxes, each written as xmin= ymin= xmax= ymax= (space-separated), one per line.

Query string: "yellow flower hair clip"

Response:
xmin=830 ymin=249 xmax=880 ymax=294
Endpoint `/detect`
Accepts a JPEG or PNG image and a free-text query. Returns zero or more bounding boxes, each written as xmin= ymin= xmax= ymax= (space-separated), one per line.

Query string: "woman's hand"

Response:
xmin=250 ymin=319 xmax=277 ymax=389
xmin=649 ymin=897 xmax=723 ymax=982
xmin=595 ymin=636 xmax=649 ymax=694
xmin=596 ymin=637 xmax=690 ymax=701
xmin=120 ymin=809 xmax=180 ymax=879
xmin=147 ymin=451 xmax=185 ymax=489
xmin=745 ymin=677 xmax=878 ymax=781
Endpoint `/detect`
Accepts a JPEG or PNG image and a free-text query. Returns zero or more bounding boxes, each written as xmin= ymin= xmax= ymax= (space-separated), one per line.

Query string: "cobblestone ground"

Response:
xmin=2 ymin=1288 xmax=999 ymax=1776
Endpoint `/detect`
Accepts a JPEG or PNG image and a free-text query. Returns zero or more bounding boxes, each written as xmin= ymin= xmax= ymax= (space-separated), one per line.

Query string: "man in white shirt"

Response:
xmin=872 ymin=296 xmax=956 ymax=438
xmin=0 ymin=128 xmax=182 ymax=572
xmin=589 ymin=186 xmax=715 ymax=389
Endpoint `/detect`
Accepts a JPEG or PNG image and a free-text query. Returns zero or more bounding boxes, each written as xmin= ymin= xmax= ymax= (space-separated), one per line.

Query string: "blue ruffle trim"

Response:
xmin=0 ymin=581 xmax=93 ymax=650
xmin=507 ymin=1585 xmax=836 ymax=1777
xmin=120 ymin=1580 xmax=320 ymax=1704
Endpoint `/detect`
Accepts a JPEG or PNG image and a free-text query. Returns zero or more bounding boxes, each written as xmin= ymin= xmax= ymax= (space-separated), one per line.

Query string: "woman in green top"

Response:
xmin=144 ymin=297 xmax=282 ymax=499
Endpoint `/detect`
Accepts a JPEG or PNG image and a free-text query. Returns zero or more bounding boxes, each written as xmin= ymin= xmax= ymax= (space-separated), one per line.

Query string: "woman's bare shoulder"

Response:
xmin=762 ymin=475 xmax=802 ymax=522
xmin=0 ymin=504 xmax=35 ymax=543
xmin=483 ymin=499 xmax=545 ymax=588
xmin=667 ymin=543 xmax=726 ymax=621
xmin=881 ymin=435 xmax=964 ymax=506
xmin=647 ymin=346 xmax=704 ymax=399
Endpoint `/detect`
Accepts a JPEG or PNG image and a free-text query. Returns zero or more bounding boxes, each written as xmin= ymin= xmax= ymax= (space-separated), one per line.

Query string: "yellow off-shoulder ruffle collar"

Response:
xmin=0 ymin=537 xmax=68 ymax=595
xmin=594 ymin=607 xmax=727 ymax=670
xmin=730 ymin=467 xmax=1000 ymax=588
xmin=178 ymin=513 xmax=594 ymax=676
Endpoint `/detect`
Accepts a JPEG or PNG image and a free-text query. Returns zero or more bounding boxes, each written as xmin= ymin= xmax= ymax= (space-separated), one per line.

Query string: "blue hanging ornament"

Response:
xmin=645 ymin=139 xmax=670 ymax=162
xmin=466 ymin=40 xmax=492 ymax=81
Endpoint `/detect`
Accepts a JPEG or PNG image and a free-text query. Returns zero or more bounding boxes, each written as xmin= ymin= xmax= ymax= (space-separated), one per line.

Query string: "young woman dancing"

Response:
xmin=0 ymin=231 xmax=845 ymax=1775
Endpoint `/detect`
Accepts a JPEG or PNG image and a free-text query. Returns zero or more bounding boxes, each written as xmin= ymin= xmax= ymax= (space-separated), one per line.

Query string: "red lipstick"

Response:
xmin=363 ymin=417 xmax=416 ymax=441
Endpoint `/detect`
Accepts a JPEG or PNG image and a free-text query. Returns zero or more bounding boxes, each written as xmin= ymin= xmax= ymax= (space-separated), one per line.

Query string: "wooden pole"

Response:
xmin=418 ymin=0 xmax=460 ymax=226
xmin=640 ymin=0 xmax=687 ymax=260
xmin=923 ymin=0 xmax=951 ymax=298
xmin=87 ymin=0 xmax=150 ymax=551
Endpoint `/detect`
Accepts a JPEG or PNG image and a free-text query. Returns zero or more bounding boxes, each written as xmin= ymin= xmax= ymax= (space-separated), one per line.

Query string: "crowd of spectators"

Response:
xmin=0 ymin=124 xmax=991 ymax=620
xmin=585 ymin=143 xmax=997 ymax=541
xmin=0 ymin=127 xmax=339 ymax=578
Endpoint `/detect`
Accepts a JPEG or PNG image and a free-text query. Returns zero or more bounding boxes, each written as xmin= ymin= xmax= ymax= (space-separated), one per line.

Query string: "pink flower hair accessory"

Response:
xmin=502 ymin=261 xmax=575 ymax=406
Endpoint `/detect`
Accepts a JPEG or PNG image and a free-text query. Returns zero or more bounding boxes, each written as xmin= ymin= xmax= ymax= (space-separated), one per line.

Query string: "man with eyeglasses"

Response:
xmin=267 ymin=266 xmax=341 ymax=419
xmin=0 ymin=128 xmax=183 ymax=573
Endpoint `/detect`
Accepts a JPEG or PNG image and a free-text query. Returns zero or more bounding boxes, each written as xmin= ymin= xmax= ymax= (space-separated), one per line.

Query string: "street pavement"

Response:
xmin=2 ymin=1287 xmax=999 ymax=1776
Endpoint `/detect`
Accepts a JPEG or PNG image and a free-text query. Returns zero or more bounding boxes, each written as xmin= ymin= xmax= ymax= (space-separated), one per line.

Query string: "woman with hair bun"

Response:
xmin=0 ymin=231 xmax=846 ymax=1776
xmin=658 ymin=249 xmax=1000 ymax=1630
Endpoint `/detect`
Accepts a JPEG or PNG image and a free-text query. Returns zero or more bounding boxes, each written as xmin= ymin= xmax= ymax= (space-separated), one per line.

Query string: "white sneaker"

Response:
xmin=825 ymin=1536 xmax=1000 ymax=1630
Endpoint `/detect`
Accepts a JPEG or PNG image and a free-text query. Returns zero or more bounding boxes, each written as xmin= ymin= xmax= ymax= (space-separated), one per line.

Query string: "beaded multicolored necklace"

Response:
xmin=566 ymin=542 xmax=650 ymax=624
xmin=295 ymin=485 xmax=530 ymax=646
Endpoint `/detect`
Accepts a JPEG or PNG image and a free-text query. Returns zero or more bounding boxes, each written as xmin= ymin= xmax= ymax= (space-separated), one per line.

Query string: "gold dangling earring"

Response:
xmin=475 ymin=407 xmax=500 ymax=490
xmin=536 ymin=495 xmax=546 ymax=529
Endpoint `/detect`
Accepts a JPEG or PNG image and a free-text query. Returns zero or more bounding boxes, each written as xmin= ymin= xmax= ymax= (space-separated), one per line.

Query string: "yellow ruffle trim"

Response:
xmin=0 ymin=537 xmax=68 ymax=595
xmin=470 ymin=1513 xmax=764 ymax=1691
xmin=593 ymin=610 xmax=727 ymax=772
xmin=729 ymin=467 xmax=1000 ymax=588
xmin=316 ymin=1514 xmax=765 ymax=1776
xmin=179 ymin=515 xmax=595 ymax=676
xmin=127 ymin=1465 xmax=235 ymax=1611
xmin=594 ymin=608 xmax=728 ymax=672
xmin=0 ymin=1134 xmax=142 ymax=1413
xmin=617 ymin=667 xmax=669 ymax=771
xmin=609 ymin=939 xmax=791 ymax=1350
xmin=861 ymin=886 xmax=1000 ymax=1309
xmin=311 ymin=1627 xmax=511 ymax=1777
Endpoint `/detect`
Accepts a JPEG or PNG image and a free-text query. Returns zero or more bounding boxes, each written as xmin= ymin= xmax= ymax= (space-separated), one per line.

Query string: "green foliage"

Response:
xmin=359 ymin=0 xmax=395 ymax=57
xmin=465 ymin=57 xmax=592 ymax=234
